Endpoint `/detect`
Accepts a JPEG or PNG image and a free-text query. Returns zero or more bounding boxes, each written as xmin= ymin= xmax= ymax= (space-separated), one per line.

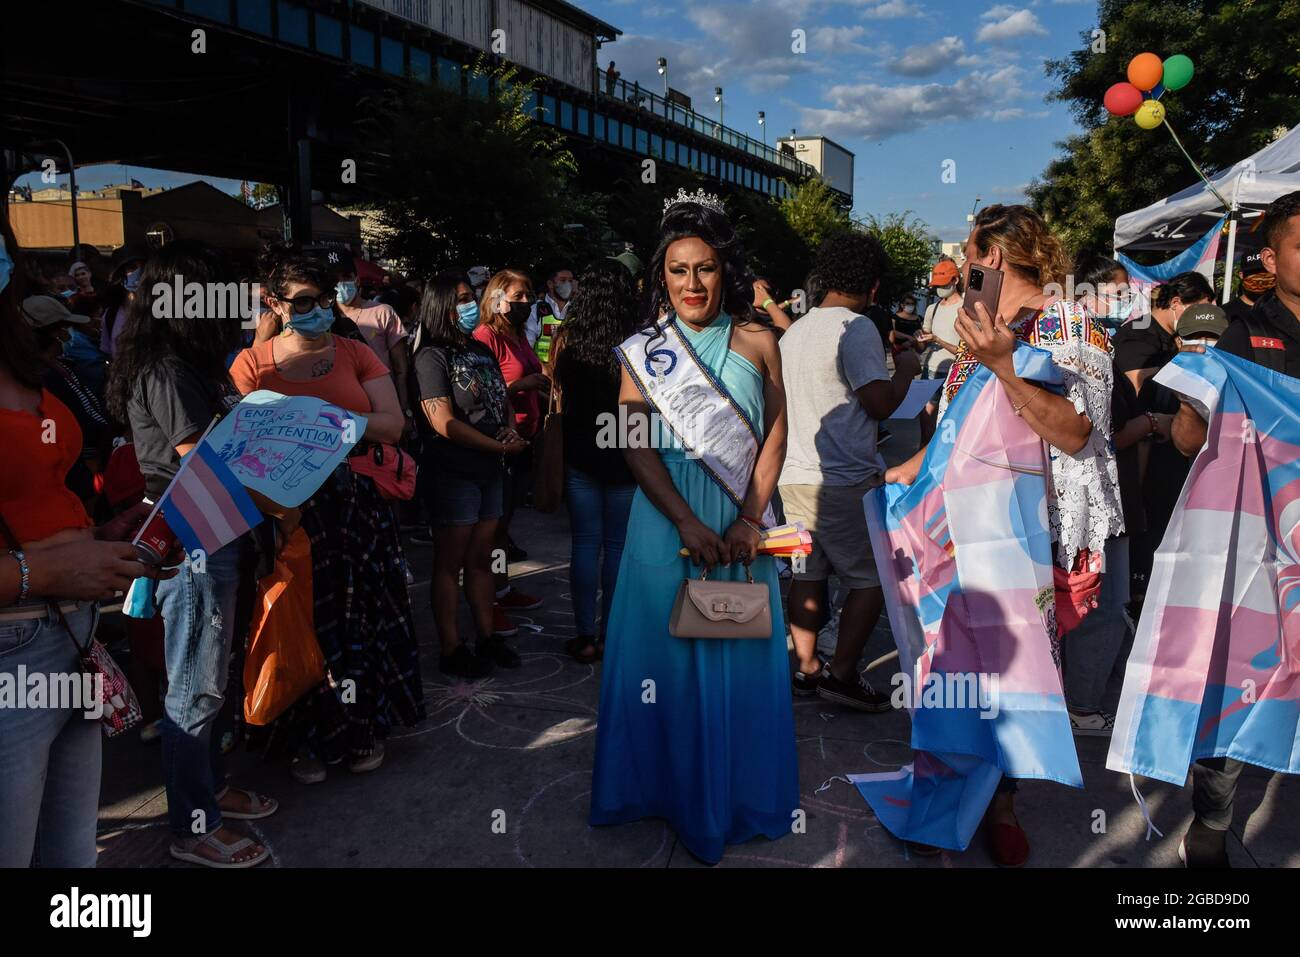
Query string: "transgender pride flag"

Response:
xmin=853 ymin=346 xmax=1082 ymax=851
xmin=160 ymin=439 xmax=263 ymax=555
xmin=1108 ymin=348 xmax=1300 ymax=784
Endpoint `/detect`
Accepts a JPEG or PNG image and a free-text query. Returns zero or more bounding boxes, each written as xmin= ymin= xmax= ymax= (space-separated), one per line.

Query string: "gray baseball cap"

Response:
xmin=21 ymin=294 xmax=89 ymax=329
xmin=1176 ymin=303 xmax=1229 ymax=340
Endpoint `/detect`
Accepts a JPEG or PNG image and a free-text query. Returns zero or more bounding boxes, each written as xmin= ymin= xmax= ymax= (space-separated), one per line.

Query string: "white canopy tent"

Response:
xmin=1113 ymin=123 xmax=1300 ymax=301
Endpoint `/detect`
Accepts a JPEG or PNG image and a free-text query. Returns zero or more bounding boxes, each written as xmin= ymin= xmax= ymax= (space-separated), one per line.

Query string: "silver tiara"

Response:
xmin=662 ymin=187 xmax=726 ymax=218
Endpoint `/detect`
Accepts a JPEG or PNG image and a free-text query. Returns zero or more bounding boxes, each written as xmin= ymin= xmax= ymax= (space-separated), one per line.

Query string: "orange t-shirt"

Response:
xmin=229 ymin=336 xmax=389 ymax=411
xmin=0 ymin=390 xmax=93 ymax=544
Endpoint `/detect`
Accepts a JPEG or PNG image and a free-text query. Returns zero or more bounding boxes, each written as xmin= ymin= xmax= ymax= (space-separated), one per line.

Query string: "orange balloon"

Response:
xmin=1127 ymin=52 xmax=1164 ymax=92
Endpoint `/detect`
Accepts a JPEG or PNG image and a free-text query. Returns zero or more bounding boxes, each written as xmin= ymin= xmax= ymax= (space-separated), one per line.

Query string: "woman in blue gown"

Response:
xmin=589 ymin=192 xmax=799 ymax=864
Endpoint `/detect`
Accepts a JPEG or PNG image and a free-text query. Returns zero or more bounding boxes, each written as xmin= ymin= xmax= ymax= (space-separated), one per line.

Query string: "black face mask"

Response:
xmin=506 ymin=301 xmax=531 ymax=326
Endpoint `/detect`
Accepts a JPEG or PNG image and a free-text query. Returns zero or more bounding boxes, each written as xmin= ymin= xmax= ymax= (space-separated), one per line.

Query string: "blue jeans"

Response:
xmin=565 ymin=468 xmax=634 ymax=636
xmin=1063 ymin=536 xmax=1130 ymax=713
xmin=156 ymin=540 xmax=244 ymax=837
xmin=0 ymin=602 xmax=102 ymax=867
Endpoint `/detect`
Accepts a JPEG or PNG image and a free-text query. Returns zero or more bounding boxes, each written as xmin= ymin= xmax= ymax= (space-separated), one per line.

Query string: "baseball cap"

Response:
xmin=467 ymin=266 xmax=491 ymax=288
xmin=609 ymin=250 xmax=643 ymax=278
xmin=1240 ymin=250 xmax=1267 ymax=277
xmin=928 ymin=260 xmax=959 ymax=287
xmin=22 ymin=294 xmax=89 ymax=329
xmin=1176 ymin=303 xmax=1229 ymax=340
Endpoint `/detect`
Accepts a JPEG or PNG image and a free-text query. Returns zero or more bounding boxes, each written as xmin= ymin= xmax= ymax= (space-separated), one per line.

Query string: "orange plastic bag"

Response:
xmin=243 ymin=527 xmax=326 ymax=726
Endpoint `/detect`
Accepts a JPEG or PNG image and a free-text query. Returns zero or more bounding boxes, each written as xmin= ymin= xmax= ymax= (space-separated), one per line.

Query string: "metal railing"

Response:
xmin=597 ymin=75 xmax=814 ymax=179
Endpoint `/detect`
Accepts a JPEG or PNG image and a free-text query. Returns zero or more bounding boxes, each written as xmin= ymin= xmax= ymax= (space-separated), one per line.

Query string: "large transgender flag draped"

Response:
xmin=853 ymin=346 xmax=1083 ymax=851
xmin=1107 ymin=348 xmax=1300 ymax=784
xmin=1115 ymin=216 xmax=1225 ymax=317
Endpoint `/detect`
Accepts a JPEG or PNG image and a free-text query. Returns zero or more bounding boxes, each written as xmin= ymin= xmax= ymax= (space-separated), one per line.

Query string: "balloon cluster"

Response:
xmin=1103 ymin=52 xmax=1194 ymax=129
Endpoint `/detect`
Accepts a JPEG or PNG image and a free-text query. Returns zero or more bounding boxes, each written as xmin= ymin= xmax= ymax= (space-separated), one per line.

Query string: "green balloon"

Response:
xmin=1163 ymin=54 xmax=1194 ymax=92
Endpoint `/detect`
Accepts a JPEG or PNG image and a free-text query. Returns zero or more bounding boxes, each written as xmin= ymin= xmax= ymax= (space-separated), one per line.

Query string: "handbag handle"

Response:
xmin=697 ymin=562 xmax=755 ymax=584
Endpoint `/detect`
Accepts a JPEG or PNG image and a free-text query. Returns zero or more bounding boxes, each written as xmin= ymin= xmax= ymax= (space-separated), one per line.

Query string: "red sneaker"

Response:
xmin=497 ymin=587 xmax=542 ymax=611
xmin=491 ymin=607 xmax=519 ymax=637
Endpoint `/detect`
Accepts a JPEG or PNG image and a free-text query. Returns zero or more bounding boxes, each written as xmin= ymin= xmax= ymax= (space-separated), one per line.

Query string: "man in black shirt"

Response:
xmin=1222 ymin=249 xmax=1276 ymax=325
xmin=1170 ymin=190 xmax=1300 ymax=868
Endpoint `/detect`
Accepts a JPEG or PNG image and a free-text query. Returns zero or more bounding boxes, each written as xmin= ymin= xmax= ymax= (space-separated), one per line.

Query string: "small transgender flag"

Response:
xmin=160 ymin=440 xmax=263 ymax=555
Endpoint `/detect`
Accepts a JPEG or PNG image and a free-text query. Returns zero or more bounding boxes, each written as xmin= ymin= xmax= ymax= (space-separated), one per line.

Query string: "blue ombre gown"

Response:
xmin=590 ymin=314 xmax=799 ymax=864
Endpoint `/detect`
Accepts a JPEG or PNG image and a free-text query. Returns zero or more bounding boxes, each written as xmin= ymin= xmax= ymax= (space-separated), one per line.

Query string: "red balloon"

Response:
xmin=1104 ymin=81 xmax=1144 ymax=117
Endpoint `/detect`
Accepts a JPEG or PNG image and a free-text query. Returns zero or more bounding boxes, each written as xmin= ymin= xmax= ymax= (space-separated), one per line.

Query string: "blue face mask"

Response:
xmin=1100 ymin=291 xmax=1138 ymax=325
xmin=0 ymin=236 xmax=13 ymax=296
xmin=456 ymin=301 xmax=480 ymax=332
xmin=59 ymin=288 xmax=76 ymax=299
xmin=123 ymin=267 xmax=142 ymax=292
xmin=335 ymin=280 xmax=358 ymax=305
xmin=285 ymin=305 xmax=334 ymax=339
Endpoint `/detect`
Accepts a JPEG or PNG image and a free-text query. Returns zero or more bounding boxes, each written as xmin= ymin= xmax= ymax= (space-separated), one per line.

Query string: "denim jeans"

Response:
xmin=564 ymin=467 xmax=635 ymax=636
xmin=1063 ymin=536 xmax=1131 ymax=713
xmin=156 ymin=539 xmax=244 ymax=837
xmin=0 ymin=602 xmax=102 ymax=867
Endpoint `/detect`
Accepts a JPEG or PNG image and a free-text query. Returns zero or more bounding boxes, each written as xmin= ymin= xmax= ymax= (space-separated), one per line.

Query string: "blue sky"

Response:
xmin=588 ymin=0 xmax=1103 ymax=240
xmin=18 ymin=0 xmax=1102 ymax=243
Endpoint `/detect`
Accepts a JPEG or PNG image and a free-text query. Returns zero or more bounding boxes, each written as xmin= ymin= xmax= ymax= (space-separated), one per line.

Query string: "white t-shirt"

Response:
xmin=778 ymin=305 xmax=890 ymax=487
xmin=923 ymin=298 xmax=962 ymax=377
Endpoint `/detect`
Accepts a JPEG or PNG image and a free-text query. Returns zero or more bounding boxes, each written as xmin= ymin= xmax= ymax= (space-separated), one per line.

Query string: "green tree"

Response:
xmin=857 ymin=211 xmax=935 ymax=307
xmin=778 ymin=177 xmax=851 ymax=253
xmin=359 ymin=61 xmax=607 ymax=274
xmin=1029 ymin=0 xmax=1300 ymax=256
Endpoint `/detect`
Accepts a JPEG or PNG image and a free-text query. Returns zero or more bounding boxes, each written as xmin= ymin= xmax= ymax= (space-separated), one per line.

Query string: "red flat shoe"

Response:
xmin=986 ymin=818 xmax=1029 ymax=867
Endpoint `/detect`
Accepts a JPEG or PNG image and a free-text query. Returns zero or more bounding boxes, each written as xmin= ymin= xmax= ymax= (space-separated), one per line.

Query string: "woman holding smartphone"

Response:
xmin=887 ymin=205 xmax=1122 ymax=867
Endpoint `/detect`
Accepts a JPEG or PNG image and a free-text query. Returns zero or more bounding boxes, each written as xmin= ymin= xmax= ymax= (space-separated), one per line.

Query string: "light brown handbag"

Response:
xmin=668 ymin=564 xmax=772 ymax=639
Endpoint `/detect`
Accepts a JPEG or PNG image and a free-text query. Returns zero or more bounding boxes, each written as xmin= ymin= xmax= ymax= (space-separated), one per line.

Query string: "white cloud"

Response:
xmin=887 ymin=36 xmax=968 ymax=76
xmin=860 ymin=0 xmax=923 ymax=18
xmin=796 ymin=64 xmax=1031 ymax=140
xmin=975 ymin=7 xmax=1048 ymax=43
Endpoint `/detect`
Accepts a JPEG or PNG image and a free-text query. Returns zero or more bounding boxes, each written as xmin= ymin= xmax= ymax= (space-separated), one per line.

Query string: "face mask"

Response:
xmin=1181 ymin=336 xmax=1216 ymax=349
xmin=1100 ymin=292 xmax=1138 ymax=324
xmin=285 ymin=304 xmax=334 ymax=339
xmin=505 ymin=300 xmax=531 ymax=325
xmin=60 ymin=288 xmax=76 ymax=299
xmin=555 ymin=281 xmax=574 ymax=300
xmin=123 ymin=267 xmax=142 ymax=292
xmin=456 ymin=301 xmax=480 ymax=332
xmin=901 ymin=304 xmax=915 ymax=314
xmin=934 ymin=285 xmax=956 ymax=299
xmin=335 ymin=280 xmax=358 ymax=305
xmin=0 ymin=237 xmax=12 ymax=296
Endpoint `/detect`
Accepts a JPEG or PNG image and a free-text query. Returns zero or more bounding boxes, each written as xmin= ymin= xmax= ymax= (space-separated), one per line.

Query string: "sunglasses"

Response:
xmin=275 ymin=292 xmax=336 ymax=314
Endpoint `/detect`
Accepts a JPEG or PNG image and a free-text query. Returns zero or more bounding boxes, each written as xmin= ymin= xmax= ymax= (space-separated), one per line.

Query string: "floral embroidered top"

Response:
xmin=936 ymin=298 xmax=1124 ymax=569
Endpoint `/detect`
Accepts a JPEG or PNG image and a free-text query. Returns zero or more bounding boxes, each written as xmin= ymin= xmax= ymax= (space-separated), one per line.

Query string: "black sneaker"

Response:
xmin=506 ymin=539 xmax=528 ymax=563
xmin=440 ymin=643 xmax=494 ymax=679
xmin=792 ymin=665 xmax=824 ymax=697
xmin=816 ymin=670 xmax=892 ymax=713
xmin=476 ymin=635 xmax=521 ymax=669
xmin=1178 ymin=819 xmax=1230 ymax=868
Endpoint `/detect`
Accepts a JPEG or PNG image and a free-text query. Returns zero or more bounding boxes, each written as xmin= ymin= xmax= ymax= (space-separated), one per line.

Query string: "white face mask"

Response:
xmin=555 ymin=281 xmax=574 ymax=300
xmin=934 ymin=285 xmax=956 ymax=299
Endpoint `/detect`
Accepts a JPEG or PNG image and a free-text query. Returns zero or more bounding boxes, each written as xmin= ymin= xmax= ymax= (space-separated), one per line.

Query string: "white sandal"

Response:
xmin=169 ymin=830 xmax=269 ymax=869
xmin=215 ymin=785 xmax=280 ymax=820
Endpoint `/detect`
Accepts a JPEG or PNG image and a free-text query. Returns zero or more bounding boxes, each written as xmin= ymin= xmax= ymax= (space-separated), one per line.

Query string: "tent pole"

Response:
xmin=1221 ymin=214 xmax=1237 ymax=304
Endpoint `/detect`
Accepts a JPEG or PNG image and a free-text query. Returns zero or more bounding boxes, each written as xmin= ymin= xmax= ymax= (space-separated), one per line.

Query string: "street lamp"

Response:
xmin=714 ymin=86 xmax=724 ymax=135
xmin=758 ymin=111 xmax=765 ymax=145
xmin=657 ymin=57 xmax=667 ymax=97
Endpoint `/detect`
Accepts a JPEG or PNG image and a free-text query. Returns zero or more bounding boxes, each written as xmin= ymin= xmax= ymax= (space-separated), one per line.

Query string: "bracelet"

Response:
xmin=1011 ymin=388 xmax=1041 ymax=417
xmin=740 ymin=515 xmax=765 ymax=534
xmin=760 ymin=298 xmax=775 ymax=310
xmin=8 ymin=548 xmax=30 ymax=601
xmin=1144 ymin=411 xmax=1159 ymax=435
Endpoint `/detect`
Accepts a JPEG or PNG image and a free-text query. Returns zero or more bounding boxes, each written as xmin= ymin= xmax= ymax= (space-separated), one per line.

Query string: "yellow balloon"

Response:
xmin=1134 ymin=99 xmax=1166 ymax=130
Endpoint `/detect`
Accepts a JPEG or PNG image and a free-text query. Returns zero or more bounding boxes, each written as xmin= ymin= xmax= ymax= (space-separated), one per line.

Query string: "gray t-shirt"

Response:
xmin=778 ymin=305 xmax=890 ymax=486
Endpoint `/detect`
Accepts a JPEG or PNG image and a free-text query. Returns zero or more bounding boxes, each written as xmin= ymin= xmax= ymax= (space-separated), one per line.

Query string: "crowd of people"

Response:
xmin=1 ymin=184 xmax=1297 ymax=869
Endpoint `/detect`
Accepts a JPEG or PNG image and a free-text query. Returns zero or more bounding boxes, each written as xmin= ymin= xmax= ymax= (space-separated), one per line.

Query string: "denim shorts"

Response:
xmin=433 ymin=470 xmax=504 ymax=526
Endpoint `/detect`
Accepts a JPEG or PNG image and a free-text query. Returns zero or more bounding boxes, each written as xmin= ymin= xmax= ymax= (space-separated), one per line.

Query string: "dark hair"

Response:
xmin=554 ymin=261 xmax=636 ymax=383
xmin=807 ymin=229 xmax=888 ymax=302
xmin=0 ymin=215 xmax=46 ymax=389
xmin=107 ymin=240 xmax=242 ymax=422
xmin=548 ymin=264 xmax=575 ymax=281
xmin=414 ymin=270 xmax=474 ymax=350
xmin=642 ymin=200 xmax=753 ymax=334
xmin=1151 ymin=271 xmax=1213 ymax=309
xmin=392 ymin=283 xmax=422 ymax=321
xmin=265 ymin=251 xmax=333 ymax=302
xmin=1074 ymin=253 xmax=1127 ymax=291
xmin=1262 ymin=189 xmax=1300 ymax=251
